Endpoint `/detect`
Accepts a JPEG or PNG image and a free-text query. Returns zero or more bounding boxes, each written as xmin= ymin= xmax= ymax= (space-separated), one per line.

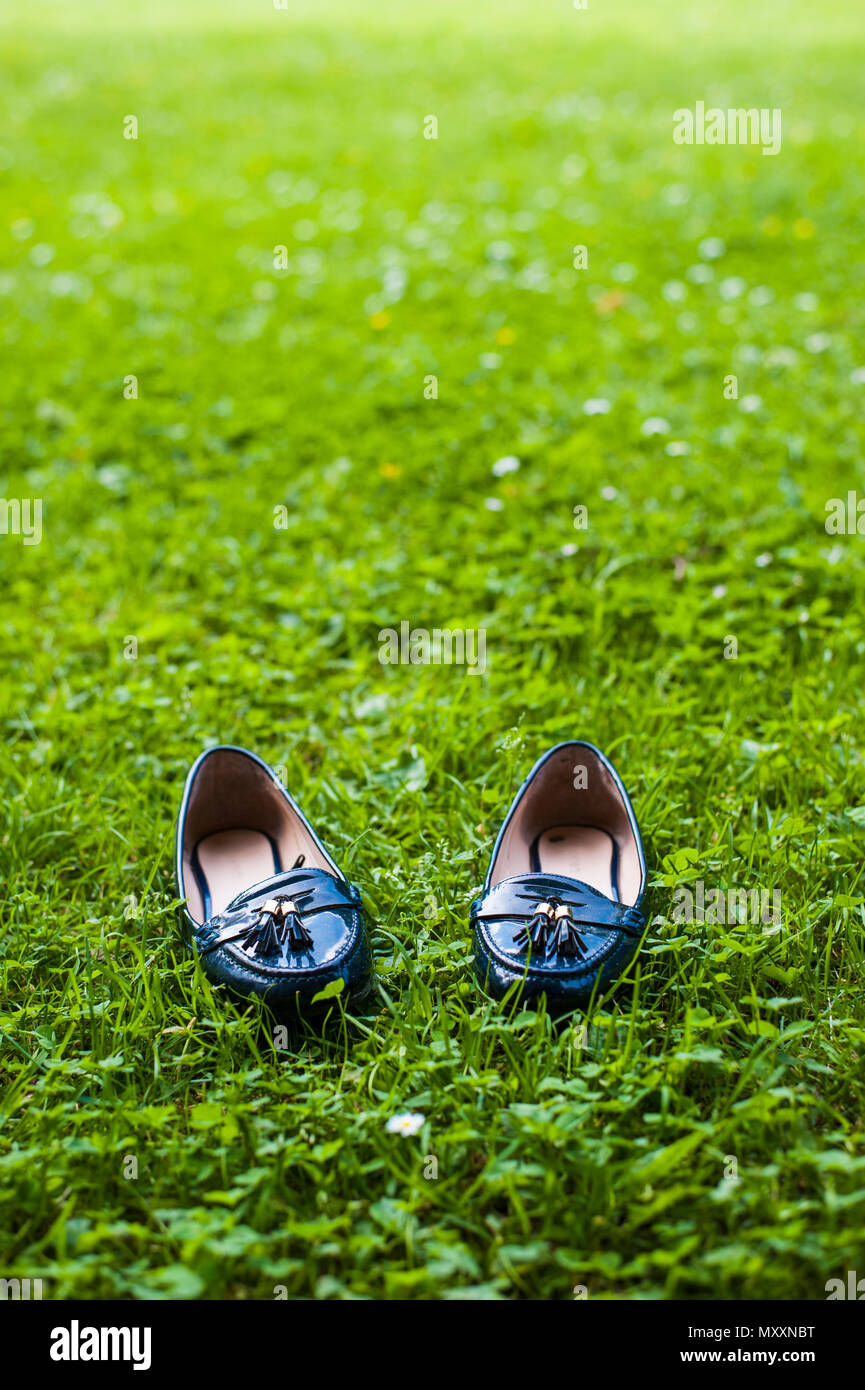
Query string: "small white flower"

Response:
xmin=480 ymin=353 xmax=502 ymax=369
xmin=798 ymin=610 xmax=810 ymax=624
xmin=712 ymin=584 xmax=728 ymax=599
xmin=793 ymin=292 xmax=818 ymax=311
xmin=611 ymin=262 xmax=637 ymax=283
xmin=850 ymin=367 xmax=865 ymax=384
xmin=600 ymin=485 xmax=618 ymax=500
xmin=805 ymin=332 xmax=830 ymax=354
xmin=698 ymin=236 xmax=726 ymax=260
xmin=755 ymin=552 xmax=773 ymax=568
xmin=740 ymin=394 xmax=762 ymax=412
xmin=560 ymin=542 xmax=578 ymax=556
xmin=583 ymin=397 xmax=612 ymax=415
xmin=665 ymin=441 xmax=690 ymax=456
xmin=662 ymin=279 xmax=687 ymax=303
xmin=386 ymin=1113 xmax=424 ymax=1137
xmin=492 ymin=454 xmax=520 ymax=476
xmin=641 ymin=416 xmax=670 ymax=436
xmin=484 ymin=497 xmax=504 ymax=511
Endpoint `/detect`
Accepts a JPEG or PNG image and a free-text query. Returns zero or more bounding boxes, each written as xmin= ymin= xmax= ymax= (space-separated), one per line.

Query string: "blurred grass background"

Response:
xmin=1 ymin=0 xmax=864 ymax=1300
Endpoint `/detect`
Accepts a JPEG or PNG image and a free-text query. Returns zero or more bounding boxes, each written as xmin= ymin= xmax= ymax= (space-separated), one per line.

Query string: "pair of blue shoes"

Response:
xmin=175 ymin=741 xmax=647 ymax=1017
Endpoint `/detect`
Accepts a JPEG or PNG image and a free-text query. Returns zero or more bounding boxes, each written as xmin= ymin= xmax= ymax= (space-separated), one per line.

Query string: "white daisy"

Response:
xmin=386 ymin=1113 xmax=425 ymax=1137
xmin=641 ymin=416 xmax=670 ymax=436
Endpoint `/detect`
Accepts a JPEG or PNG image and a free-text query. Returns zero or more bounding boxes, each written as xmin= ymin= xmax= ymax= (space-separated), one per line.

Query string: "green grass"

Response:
xmin=1 ymin=0 xmax=865 ymax=1301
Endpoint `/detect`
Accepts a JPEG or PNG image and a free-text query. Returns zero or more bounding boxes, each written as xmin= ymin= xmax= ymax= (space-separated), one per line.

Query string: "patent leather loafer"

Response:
xmin=471 ymin=740 xmax=646 ymax=1011
xmin=175 ymin=746 xmax=373 ymax=1014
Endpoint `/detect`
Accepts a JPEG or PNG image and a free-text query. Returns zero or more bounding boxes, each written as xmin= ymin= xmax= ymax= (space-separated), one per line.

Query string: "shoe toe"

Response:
xmin=195 ymin=869 xmax=372 ymax=1014
xmin=471 ymin=874 xmax=644 ymax=1010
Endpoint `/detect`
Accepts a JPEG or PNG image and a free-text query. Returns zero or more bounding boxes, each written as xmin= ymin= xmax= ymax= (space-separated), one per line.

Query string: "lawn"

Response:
xmin=1 ymin=0 xmax=864 ymax=1301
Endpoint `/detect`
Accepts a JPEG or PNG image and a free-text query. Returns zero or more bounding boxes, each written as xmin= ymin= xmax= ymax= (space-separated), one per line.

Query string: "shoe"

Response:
xmin=175 ymin=745 xmax=373 ymax=1015
xmin=471 ymin=741 xmax=646 ymax=1011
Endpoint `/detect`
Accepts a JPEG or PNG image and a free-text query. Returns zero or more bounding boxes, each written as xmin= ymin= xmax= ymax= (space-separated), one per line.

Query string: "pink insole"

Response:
xmin=535 ymin=825 xmax=617 ymax=898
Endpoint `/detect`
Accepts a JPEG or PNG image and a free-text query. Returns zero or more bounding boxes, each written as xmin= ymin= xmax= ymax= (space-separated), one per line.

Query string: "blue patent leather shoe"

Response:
xmin=471 ymin=741 xmax=646 ymax=1011
xmin=175 ymin=746 xmax=373 ymax=1015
